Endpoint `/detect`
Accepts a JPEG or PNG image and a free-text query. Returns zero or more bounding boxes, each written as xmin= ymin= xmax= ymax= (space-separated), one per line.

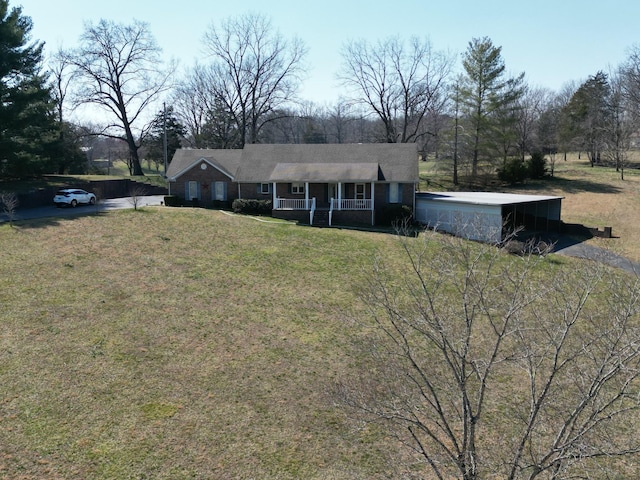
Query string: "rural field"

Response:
xmin=1 ymin=154 xmax=639 ymax=479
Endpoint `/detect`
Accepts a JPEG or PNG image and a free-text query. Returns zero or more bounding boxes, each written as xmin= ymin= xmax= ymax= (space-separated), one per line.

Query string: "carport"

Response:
xmin=414 ymin=192 xmax=563 ymax=243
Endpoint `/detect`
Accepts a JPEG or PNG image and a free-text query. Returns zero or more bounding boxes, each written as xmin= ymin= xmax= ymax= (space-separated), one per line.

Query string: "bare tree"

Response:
xmin=620 ymin=43 xmax=640 ymax=120
xmin=340 ymin=230 xmax=640 ymax=480
xmin=0 ymin=192 xmax=19 ymax=226
xmin=49 ymin=47 xmax=74 ymax=126
xmin=323 ymin=99 xmax=358 ymax=143
xmin=603 ymin=71 xmax=633 ymax=179
xmin=515 ymin=86 xmax=552 ymax=161
xmin=172 ymin=63 xmax=226 ymax=148
xmin=128 ymin=184 xmax=148 ymax=211
xmin=67 ymin=19 xmax=175 ymax=175
xmin=202 ymin=13 xmax=307 ymax=147
xmin=339 ymin=36 xmax=453 ymax=143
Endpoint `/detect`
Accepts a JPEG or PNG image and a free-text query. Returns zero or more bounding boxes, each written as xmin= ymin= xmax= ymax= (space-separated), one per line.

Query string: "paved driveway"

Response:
xmin=554 ymin=242 xmax=640 ymax=275
xmin=0 ymin=195 xmax=166 ymax=224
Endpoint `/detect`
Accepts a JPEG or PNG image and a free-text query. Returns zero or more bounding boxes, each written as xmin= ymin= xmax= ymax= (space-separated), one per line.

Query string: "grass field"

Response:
xmin=0 ymin=208 xmax=410 ymax=479
xmin=1 ymin=153 xmax=639 ymax=478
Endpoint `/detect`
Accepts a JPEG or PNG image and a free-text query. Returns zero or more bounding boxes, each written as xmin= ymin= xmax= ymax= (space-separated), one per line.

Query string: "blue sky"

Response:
xmin=20 ymin=0 xmax=640 ymax=105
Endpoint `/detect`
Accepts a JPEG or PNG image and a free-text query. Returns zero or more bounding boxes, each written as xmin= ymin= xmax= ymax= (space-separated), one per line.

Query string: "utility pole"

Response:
xmin=163 ymin=102 xmax=168 ymax=176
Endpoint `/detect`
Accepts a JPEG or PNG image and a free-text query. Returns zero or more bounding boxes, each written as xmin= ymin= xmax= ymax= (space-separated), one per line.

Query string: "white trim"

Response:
xmin=169 ymin=157 xmax=235 ymax=182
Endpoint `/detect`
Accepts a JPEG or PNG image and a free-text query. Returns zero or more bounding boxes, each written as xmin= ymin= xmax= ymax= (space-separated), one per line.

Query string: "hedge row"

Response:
xmin=231 ymin=199 xmax=273 ymax=215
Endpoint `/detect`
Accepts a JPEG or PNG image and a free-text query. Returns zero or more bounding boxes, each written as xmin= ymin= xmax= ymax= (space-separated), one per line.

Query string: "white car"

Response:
xmin=53 ymin=189 xmax=96 ymax=207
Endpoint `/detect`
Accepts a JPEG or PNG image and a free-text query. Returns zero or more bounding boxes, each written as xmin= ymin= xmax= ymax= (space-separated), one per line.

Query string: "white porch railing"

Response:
xmin=332 ymin=198 xmax=372 ymax=211
xmin=274 ymin=197 xmax=314 ymax=210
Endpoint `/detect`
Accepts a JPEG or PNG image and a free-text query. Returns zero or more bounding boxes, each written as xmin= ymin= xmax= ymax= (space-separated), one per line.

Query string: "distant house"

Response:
xmin=166 ymin=143 xmax=419 ymax=226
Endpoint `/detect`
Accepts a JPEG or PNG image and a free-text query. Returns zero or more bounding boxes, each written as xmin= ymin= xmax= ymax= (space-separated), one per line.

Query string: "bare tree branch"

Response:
xmin=340 ymin=229 xmax=640 ymax=479
xmin=339 ymin=36 xmax=453 ymax=144
xmin=66 ymin=19 xmax=176 ymax=175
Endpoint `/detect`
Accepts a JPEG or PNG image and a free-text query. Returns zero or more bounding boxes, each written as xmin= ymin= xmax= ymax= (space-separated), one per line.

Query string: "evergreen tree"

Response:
xmin=562 ymin=71 xmax=611 ymax=166
xmin=200 ymin=99 xmax=242 ymax=149
xmin=144 ymin=106 xmax=186 ymax=172
xmin=0 ymin=1 xmax=57 ymax=178
xmin=460 ymin=37 xmax=524 ymax=178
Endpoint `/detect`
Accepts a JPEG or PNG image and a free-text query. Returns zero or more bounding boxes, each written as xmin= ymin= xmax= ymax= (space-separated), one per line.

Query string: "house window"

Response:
xmin=388 ymin=183 xmax=400 ymax=203
xmin=260 ymin=183 xmax=271 ymax=195
xmin=291 ymin=182 xmax=305 ymax=194
xmin=187 ymin=181 xmax=199 ymax=200
xmin=214 ymin=182 xmax=226 ymax=201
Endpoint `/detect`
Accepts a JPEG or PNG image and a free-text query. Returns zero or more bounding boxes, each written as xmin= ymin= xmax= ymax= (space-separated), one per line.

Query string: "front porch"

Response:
xmin=272 ymin=181 xmax=376 ymax=226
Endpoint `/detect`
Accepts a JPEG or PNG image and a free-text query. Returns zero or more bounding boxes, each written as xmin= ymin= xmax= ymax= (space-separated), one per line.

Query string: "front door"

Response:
xmin=355 ymin=183 xmax=366 ymax=208
xmin=327 ymin=183 xmax=337 ymax=205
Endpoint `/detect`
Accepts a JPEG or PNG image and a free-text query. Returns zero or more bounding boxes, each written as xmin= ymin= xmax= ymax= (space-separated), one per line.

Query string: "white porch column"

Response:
xmin=338 ymin=182 xmax=342 ymax=210
xmin=272 ymin=182 xmax=277 ymax=208
xmin=305 ymin=182 xmax=309 ymax=209
xmin=371 ymin=181 xmax=375 ymax=225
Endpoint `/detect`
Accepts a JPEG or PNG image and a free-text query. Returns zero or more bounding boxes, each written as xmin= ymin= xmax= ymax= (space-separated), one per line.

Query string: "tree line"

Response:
xmin=3 ymin=1 xmax=640 ymax=181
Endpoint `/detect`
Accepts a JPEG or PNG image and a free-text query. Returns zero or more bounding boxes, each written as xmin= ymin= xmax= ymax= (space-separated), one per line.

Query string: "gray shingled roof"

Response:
xmin=166 ymin=149 xmax=243 ymax=180
xmin=268 ymin=162 xmax=379 ymax=182
xmin=168 ymin=143 xmax=419 ymax=183
xmin=236 ymin=143 xmax=418 ymax=183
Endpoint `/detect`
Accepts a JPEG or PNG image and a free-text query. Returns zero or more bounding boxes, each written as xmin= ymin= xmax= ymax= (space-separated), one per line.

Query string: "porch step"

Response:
xmin=312 ymin=209 xmax=330 ymax=227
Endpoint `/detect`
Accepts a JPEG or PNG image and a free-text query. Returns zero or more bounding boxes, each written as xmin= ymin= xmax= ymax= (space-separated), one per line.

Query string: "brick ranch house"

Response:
xmin=166 ymin=143 xmax=419 ymax=226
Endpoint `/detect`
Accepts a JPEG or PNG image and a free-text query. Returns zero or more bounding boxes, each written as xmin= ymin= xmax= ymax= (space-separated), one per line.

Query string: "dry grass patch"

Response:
xmin=1 ymin=204 xmax=636 ymax=478
xmin=518 ymin=154 xmax=640 ymax=261
xmin=0 ymin=208 xmax=401 ymax=479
